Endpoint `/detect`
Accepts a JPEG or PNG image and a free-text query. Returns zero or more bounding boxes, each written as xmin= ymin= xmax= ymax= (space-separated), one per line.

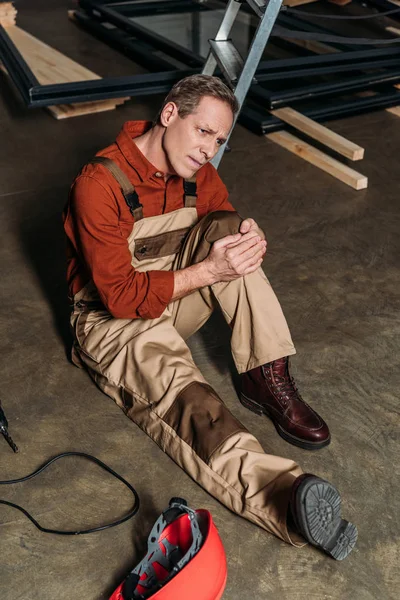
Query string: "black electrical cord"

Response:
xmin=0 ymin=451 xmax=140 ymax=535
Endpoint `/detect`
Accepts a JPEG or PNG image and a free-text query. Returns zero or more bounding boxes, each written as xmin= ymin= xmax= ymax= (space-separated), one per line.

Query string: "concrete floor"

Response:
xmin=1 ymin=2 xmax=399 ymax=599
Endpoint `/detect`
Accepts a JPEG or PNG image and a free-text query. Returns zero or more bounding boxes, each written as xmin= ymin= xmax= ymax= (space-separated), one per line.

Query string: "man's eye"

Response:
xmin=216 ymin=139 xmax=222 ymax=146
xmin=199 ymin=128 xmax=206 ymax=134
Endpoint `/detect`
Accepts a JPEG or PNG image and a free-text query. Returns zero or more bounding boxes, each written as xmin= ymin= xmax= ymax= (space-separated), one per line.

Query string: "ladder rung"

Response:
xmin=209 ymin=39 xmax=244 ymax=85
xmin=246 ymin=0 xmax=267 ymax=18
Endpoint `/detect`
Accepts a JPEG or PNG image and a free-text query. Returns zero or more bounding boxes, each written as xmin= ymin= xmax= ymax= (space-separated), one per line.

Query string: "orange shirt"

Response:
xmin=64 ymin=120 xmax=235 ymax=320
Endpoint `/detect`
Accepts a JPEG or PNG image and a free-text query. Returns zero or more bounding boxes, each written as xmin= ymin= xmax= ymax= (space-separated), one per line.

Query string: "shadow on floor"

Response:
xmin=19 ymin=186 xmax=73 ymax=357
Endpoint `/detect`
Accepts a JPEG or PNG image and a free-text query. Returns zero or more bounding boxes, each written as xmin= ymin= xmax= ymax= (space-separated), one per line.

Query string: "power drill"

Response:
xmin=0 ymin=401 xmax=18 ymax=453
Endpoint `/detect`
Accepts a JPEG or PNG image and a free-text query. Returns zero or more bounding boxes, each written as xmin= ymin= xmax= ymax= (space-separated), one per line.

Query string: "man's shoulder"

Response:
xmin=74 ymin=143 xmax=128 ymax=184
xmin=197 ymin=161 xmax=225 ymax=189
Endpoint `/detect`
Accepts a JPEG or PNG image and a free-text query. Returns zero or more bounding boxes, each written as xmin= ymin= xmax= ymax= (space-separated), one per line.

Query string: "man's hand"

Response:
xmin=171 ymin=225 xmax=267 ymax=301
xmin=203 ymin=229 xmax=267 ymax=285
xmin=240 ymin=217 xmax=266 ymax=241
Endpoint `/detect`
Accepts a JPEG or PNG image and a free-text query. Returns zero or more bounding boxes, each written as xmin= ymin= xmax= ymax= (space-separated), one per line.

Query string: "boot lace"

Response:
xmin=264 ymin=367 xmax=302 ymax=406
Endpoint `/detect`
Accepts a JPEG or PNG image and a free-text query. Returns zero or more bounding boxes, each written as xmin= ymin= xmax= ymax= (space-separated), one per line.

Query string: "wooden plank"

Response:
xmin=266 ymin=130 xmax=368 ymax=190
xmin=1 ymin=25 xmax=129 ymax=118
xmin=283 ymin=0 xmax=318 ymax=6
xmin=46 ymin=98 xmax=127 ymax=120
xmin=386 ymin=105 xmax=400 ymax=117
xmin=5 ymin=25 xmax=104 ymax=84
xmin=0 ymin=62 xmax=129 ymax=118
xmin=328 ymin=0 xmax=352 ymax=6
xmin=386 ymin=26 xmax=400 ymax=36
xmin=272 ymin=107 xmax=365 ymax=160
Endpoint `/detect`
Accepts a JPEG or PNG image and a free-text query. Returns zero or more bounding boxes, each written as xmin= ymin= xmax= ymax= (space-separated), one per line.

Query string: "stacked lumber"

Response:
xmin=0 ymin=3 xmax=129 ymax=119
xmin=266 ymin=107 xmax=367 ymax=190
xmin=261 ymin=0 xmax=400 ymax=190
xmin=0 ymin=2 xmax=16 ymax=27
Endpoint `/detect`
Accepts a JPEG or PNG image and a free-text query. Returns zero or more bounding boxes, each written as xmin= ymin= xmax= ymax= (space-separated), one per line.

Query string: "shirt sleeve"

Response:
xmin=68 ymin=175 xmax=174 ymax=319
xmin=206 ymin=165 xmax=236 ymax=214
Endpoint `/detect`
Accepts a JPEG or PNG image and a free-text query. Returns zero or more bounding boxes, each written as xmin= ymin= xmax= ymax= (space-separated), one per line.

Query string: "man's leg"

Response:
xmin=71 ymin=212 xmax=356 ymax=558
xmin=170 ymin=210 xmax=356 ymax=559
xmin=172 ymin=211 xmax=330 ymax=451
xmin=71 ymin=301 xmax=304 ymax=547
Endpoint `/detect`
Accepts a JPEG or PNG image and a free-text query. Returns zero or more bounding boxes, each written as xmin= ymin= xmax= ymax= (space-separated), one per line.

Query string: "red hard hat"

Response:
xmin=109 ymin=498 xmax=227 ymax=600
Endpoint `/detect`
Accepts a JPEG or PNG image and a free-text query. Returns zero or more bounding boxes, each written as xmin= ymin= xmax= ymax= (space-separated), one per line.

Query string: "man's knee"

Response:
xmin=190 ymin=211 xmax=242 ymax=265
xmin=202 ymin=210 xmax=243 ymax=244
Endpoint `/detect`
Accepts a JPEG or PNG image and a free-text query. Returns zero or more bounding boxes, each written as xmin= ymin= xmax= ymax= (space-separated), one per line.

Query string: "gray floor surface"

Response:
xmin=0 ymin=2 xmax=399 ymax=599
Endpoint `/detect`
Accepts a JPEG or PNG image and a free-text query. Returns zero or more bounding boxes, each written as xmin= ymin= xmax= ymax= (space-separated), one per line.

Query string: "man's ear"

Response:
xmin=160 ymin=102 xmax=179 ymax=128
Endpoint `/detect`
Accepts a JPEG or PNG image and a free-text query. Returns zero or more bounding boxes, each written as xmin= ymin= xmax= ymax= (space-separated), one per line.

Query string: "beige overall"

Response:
xmin=70 ymin=158 xmax=304 ymax=545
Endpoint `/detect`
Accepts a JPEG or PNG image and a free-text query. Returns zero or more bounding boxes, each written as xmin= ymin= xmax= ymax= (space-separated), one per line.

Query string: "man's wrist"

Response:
xmin=185 ymin=260 xmax=216 ymax=289
xmin=172 ymin=260 xmax=216 ymax=301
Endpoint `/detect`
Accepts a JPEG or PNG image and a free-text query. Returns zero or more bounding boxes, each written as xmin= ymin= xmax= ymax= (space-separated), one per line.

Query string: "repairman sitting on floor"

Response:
xmin=64 ymin=75 xmax=357 ymax=560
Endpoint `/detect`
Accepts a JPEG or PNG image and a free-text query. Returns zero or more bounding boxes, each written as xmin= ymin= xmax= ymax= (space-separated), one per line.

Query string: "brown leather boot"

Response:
xmin=240 ymin=357 xmax=330 ymax=450
xmin=289 ymin=474 xmax=358 ymax=560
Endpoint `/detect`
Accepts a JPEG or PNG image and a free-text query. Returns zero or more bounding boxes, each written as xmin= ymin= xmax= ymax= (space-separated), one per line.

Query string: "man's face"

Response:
xmin=161 ymin=96 xmax=234 ymax=178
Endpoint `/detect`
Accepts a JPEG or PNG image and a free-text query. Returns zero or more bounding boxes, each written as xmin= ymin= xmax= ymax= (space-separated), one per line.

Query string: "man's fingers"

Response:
xmin=239 ymin=218 xmax=254 ymax=234
xmin=230 ymin=244 xmax=265 ymax=274
xmin=226 ymin=230 xmax=260 ymax=249
xmin=213 ymin=233 xmax=242 ymax=249
xmin=242 ymin=254 xmax=264 ymax=275
xmin=229 ymin=238 xmax=266 ymax=259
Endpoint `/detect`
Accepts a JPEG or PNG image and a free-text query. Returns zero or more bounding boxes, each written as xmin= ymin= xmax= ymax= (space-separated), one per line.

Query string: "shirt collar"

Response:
xmin=116 ymin=120 xmax=160 ymax=182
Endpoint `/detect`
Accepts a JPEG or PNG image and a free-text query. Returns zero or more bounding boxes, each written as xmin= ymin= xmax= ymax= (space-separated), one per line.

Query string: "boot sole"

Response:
xmin=294 ymin=476 xmax=358 ymax=560
xmin=240 ymin=393 xmax=331 ymax=451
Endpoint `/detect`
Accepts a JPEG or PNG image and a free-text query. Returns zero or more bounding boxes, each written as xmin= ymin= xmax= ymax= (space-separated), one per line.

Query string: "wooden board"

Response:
xmin=283 ymin=0 xmax=318 ymax=6
xmin=5 ymin=25 xmax=104 ymax=84
xmin=328 ymin=0 xmax=352 ymax=6
xmin=0 ymin=2 xmax=16 ymax=27
xmin=2 ymin=25 xmax=128 ymax=118
xmin=272 ymin=107 xmax=365 ymax=161
xmin=386 ymin=105 xmax=400 ymax=117
xmin=266 ymin=130 xmax=368 ymax=190
xmin=385 ymin=26 xmax=400 ymax=36
xmin=0 ymin=62 xmax=128 ymax=117
xmin=1 ymin=63 xmax=127 ymax=117
xmin=46 ymin=98 xmax=128 ymax=119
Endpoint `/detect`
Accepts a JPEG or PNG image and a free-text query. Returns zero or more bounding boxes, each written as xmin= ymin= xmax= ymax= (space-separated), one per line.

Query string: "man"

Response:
xmin=64 ymin=75 xmax=357 ymax=559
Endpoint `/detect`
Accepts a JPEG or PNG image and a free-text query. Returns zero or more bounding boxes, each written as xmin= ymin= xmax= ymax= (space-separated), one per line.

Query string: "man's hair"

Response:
xmin=155 ymin=75 xmax=239 ymax=124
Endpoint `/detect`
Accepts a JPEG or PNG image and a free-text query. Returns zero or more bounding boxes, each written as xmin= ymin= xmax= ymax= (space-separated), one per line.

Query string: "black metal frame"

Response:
xmin=240 ymin=88 xmax=400 ymax=134
xmin=253 ymin=68 xmax=400 ymax=108
xmin=1 ymin=0 xmax=400 ymax=132
xmin=71 ymin=9 xmax=187 ymax=72
xmin=0 ymin=22 xmax=197 ymax=107
xmin=77 ymin=1 xmax=400 ymax=74
xmin=0 ymin=0 xmax=208 ymax=108
xmin=363 ymin=0 xmax=400 ymax=23
xmin=78 ymin=0 xmax=205 ymax=68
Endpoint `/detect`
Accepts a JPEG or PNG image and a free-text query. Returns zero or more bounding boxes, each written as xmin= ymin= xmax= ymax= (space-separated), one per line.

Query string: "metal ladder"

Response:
xmin=202 ymin=0 xmax=283 ymax=167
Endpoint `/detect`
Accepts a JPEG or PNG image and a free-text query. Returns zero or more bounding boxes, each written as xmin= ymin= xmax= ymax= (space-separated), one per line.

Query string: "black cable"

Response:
xmin=285 ymin=6 xmax=400 ymax=19
xmin=0 ymin=452 xmax=140 ymax=535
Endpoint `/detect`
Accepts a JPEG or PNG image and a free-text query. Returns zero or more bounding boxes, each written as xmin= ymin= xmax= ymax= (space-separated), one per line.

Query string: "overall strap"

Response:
xmin=89 ymin=156 xmax=144 ymax=221
xmin=183 ymin=174 xmax=197 ymax=208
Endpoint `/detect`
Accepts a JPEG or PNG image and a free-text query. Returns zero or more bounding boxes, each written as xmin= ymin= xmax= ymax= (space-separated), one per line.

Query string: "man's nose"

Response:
xmin=201 ymin=139 xmax=217 ymax=160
